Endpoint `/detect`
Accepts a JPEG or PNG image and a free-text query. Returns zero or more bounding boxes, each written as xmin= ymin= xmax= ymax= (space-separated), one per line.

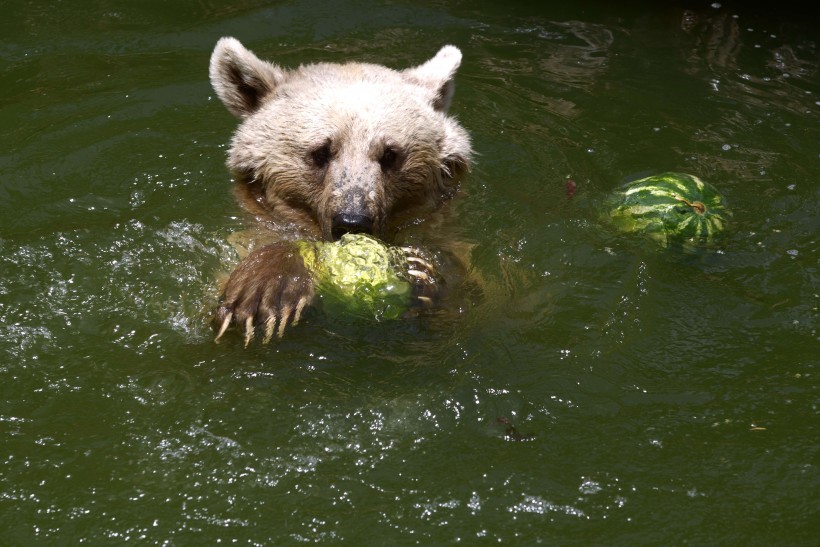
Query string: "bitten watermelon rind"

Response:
xmin=296 ymin=233 xmax=413 ymax=320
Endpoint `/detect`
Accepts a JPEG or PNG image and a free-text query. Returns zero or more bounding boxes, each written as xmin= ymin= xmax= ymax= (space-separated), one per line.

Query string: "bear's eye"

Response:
xmin=379 ymin=146 xmax=400 ymax=171
xmin=310 ymin=142 xmax=332 ymax=169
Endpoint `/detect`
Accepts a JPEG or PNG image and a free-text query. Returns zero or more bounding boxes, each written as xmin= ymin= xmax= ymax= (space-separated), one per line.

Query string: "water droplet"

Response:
xmin=579 ymin=479 xmax=602 ymax=495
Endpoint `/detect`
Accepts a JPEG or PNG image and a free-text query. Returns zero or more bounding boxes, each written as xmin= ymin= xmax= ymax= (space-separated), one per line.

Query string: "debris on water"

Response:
xmin=565 ymin=178 xmax=577 ymax=199
xmin=497 ymin=417 xmax=535 ymax=442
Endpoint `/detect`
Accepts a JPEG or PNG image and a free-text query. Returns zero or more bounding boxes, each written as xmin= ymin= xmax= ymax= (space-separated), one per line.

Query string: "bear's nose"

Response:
xmin=331 ymin=213 xmax=374 ymax=240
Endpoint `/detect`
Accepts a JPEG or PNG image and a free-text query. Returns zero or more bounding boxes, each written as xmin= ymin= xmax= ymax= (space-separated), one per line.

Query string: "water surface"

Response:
xmin=1 ymin=0 xmax=817 ymax=543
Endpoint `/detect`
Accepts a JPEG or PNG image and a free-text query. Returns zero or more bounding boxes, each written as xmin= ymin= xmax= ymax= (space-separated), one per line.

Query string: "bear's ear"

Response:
xmin=209 ymin=37 xmax=286 ymax=118
xmin=402 ymin=45 xmax=463 ymax=112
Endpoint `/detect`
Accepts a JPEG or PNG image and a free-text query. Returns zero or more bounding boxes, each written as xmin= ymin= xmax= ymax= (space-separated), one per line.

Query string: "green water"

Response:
xmin=1 ymin=0 xmax=817 ymax=544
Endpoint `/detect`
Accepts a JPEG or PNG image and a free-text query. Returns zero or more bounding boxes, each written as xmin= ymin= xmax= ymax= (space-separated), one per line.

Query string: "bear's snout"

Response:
xmin=331 ymin=213 xmax=374 ymax=240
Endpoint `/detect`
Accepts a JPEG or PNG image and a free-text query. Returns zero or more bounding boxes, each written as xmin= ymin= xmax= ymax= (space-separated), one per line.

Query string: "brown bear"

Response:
xmin=208 ymin=37 xmax=473 ymax=343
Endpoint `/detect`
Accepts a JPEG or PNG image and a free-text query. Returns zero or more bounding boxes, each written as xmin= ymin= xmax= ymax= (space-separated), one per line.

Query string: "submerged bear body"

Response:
xmin=208 ymin=38 xmax=472 ymax=342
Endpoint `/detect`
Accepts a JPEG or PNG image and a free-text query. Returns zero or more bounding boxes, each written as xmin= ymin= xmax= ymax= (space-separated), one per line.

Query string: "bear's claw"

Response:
xmin=213 ymin=242 xmax=315 ymax=346
xmin=214 ymin=311 xmax=232 ymax=342
xmin=399 ymin=246 xmax=445 ymax=306
xmin=405 ymin=254 xmax=435 ymax=272
xmin=401 ymin=247 xmax=441 ymax=288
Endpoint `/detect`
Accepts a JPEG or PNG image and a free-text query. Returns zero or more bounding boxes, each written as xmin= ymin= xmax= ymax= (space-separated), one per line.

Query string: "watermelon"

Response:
xmin=296 ymin=233 xmax=433 ymax=320
xmin=607 ymin=172 xmax=730 ymax=248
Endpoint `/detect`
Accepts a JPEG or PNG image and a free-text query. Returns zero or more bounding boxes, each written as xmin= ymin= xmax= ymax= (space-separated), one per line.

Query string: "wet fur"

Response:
xmin=209 ymin=38 xmax=473 ymax=341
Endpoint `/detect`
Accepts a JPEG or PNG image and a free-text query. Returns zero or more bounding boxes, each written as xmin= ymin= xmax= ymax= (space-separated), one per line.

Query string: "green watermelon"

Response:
xmin=296 ymin=233 xmax=427 ymax=320
xmin=608 ymin=172 xmax=730 ymax=248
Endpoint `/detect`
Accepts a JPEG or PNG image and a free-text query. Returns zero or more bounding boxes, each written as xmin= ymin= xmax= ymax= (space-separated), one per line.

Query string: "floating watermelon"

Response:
xmin=296 ymin=233 xmax=436 ymax=320
xmin=608 ymin=172 xmax=730 ymax=248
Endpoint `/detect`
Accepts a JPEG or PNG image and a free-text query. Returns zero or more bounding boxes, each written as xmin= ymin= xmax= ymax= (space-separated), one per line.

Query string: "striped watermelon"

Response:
xmin=608 ymin=172 xmax=730 ymax=248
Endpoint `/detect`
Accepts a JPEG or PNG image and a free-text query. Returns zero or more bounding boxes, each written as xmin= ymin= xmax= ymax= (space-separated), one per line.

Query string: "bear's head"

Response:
xmin=209 ymin=38 xmax=472 ymax=242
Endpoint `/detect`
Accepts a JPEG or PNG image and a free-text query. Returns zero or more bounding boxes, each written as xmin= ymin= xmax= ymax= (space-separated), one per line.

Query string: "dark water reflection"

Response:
xmin=1 ymin=0 xmax=817 ymax=544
